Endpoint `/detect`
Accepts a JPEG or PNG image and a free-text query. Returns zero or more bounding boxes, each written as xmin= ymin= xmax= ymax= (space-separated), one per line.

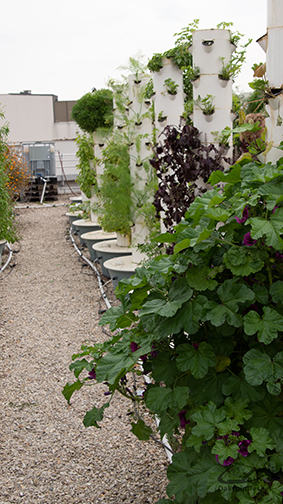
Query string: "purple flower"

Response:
xmin=192 ymin=343 xmax=199 ymax=351
xmin=151 ymin=344 xmax=159 ymax=358
xmin=243 ymin=232 xmax=257 ymax=246
xmin=238 ymin=439 xmax=252 ymax=457
xmin=235 ymin=206 xmax=249 ymax=223
xmin=178 ymin=410 xmax=190 ymax=429
xmin=130 ymin=342 xmax=141 ymax=353
xmin=215 ymin=454 xmax=234 ymax=466
xmin=88 ymin=367 xmax=96 ymax=380
xmin=140 ymin=354 xmax=147 ymax=362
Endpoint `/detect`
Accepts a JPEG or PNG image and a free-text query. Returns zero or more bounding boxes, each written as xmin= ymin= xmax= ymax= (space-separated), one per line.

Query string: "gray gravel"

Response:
xmin=0 ymin=198 xmax=169 ymax=504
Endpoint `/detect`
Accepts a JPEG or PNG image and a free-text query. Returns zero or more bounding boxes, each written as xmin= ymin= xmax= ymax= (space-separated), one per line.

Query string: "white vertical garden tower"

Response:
xmin=257 ymin=0 xmax=283 ymax=163
xmin=190 ymin=29 xmax=234 ymax=151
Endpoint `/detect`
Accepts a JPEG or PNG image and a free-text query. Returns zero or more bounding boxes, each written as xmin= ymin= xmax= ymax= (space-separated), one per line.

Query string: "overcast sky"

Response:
xmin=1 ymin=0 xmax=267 ymax=101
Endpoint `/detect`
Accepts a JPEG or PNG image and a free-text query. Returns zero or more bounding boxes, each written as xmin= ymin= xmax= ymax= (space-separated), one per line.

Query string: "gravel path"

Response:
xmin=0 ymin=199 xmax=169 ymax=504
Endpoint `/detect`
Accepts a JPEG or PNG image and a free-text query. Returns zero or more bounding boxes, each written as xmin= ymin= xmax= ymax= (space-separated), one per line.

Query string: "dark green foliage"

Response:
xmin=64 ymin=154 xmax=283 ymax=503
xmin=71 ymin=89 xmax=113 ymax=133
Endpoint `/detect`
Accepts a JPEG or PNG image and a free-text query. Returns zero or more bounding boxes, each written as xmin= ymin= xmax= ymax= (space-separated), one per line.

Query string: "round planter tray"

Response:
xmin=104 ymin=255 xmax=136 ymax=289
xmin=72 ymin=219 xmax=101 ymax=244
xmin=92 ymin=240 xmax=133 ymax=278
xmin=81 ymin=231 xmax=117 ymax=261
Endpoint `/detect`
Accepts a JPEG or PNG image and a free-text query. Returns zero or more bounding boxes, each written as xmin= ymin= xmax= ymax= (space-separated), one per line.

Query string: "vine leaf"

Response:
xmin=176 ymin=342 xmax=217 ymax=379
xmin=145 ymin=386 xmax=172 ymax=412
xmin=249 ymin=208 xmax=283 ymax=250
xmin=244 ymin=307 xmax=283 ymax=344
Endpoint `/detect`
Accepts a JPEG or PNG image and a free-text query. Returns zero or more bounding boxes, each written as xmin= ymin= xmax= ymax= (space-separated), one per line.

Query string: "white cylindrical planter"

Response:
xmin=69 ymin=196 xmax=82 ymax=204
xmin=261 ymin=0 xmax=283 ymax=163
xmin=191 ymin=29 xmax=234 ymax=151
xmin=151 ymin=58 xmax=184 ymax=133
xmin=92 ymin=240 xmax=133 ymax=278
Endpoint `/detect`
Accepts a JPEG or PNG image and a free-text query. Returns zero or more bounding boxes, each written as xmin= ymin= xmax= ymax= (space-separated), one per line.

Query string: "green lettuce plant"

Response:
xmin=64 ymin=151 xmax=283 ymax=503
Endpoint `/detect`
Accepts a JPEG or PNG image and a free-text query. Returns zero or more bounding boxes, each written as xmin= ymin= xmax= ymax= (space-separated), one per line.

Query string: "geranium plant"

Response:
xmin=64 ymin=151 xmax=283 ymax=503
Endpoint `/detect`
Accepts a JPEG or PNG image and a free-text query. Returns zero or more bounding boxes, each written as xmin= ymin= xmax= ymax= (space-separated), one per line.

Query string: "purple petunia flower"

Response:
xmin=238 ymin=439 xmax=252 ymax=457
xmin=215 ymin=454 xmax=234 ymax=466
xmin=130 ymin=342 xmax=141 ymax=353
xmin=243 ymin=232 xmax=257 ymax=246
xmin=235 ymin=206 xmax=249 ymax=223
xmin=178 ymin=410 xmax=190 ymax=429
xmin=151 ymin=344 xmax=159 ymax=358
xmin=88 ymin=367 xmax=96 ymax=380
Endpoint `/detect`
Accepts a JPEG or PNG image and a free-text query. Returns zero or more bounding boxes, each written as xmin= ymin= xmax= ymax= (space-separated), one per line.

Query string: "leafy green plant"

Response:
xmin=64 ymin=153 xmax=283 ymax=503
xmin=144 ymin=79 xmax=155 ymax=99
xmin=75 ymin=133 xmax=97 ymax=199
xmin=98 ymin=140 xmax=132 ymax=237
xmin=0 ymin=111 xmax=18 ymax=242
xmin=158 ymin=111 xmax=167 ymax=123
xmin=194 ymin=94 xmax=215 ymax=115
xmin=71 ymin=89 xmax=113 ymax=133
xmin=164 ymin=78 xmax=179 ymax=96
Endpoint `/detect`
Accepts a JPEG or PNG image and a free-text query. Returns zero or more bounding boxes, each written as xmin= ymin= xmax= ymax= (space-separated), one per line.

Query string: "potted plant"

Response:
xmin=163 ymin=78 xmax=179 ymax=96
xmin=157 ymin=111 xmax=167 ymax=123
xmin=194 ymin=94 xmax=215 ymax=119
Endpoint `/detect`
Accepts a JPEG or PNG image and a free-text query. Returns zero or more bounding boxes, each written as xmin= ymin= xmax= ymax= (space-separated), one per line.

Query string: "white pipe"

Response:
xmin=0 ymin=243 xmax=13 ymax=273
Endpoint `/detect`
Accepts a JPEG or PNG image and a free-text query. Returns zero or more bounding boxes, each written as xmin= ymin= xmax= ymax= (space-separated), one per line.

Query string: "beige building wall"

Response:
xmin=0 ymin=92 xmax=79 ymax=181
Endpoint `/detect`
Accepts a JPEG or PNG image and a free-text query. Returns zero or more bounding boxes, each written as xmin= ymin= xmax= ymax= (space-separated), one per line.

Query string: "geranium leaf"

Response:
xmin=189 ymin=369 xmax=229 ymax=406
xmin=131 ymin=419 xmax=153 ymax=440
xmin=245 ymin=396 xmax=283 ymax=431
xmin=99 ymin=304 xmax=126 ymax=330
xmin=249 ymin=208 xmax=283 ymax=250
xmin=62 ymin=380 xmax=83 ymax=403
xmin=244 ymin=307 xmax=283 ymax=344
xmin=176 ymin=342 xmax=217 ymax=379
xmin=145 ymin=386 xmax=172 ymax=412
xmin=191 ymin=402 xmax=225 ymax=440
xmin=222 ymin=373 xmax=266 ymax=402
xmin=270 ymin=280 xmax=283 ymax=303
xmin=211 ymin=438 xmax=239 ymax=464
xmin=83 ymin=402 xmax=109 ymax=428
xmin=151 ymin=351 xmax=179 ymax=385
xmin=186 ymin=266 xmax=218 ymax=291
xmin=223 ymin=397 xmax=252 ymax=424
xmin=205 ymin=280 xmax=254 ymax=327
xmin=249 ymin=427 xmax=276 ymax=457
xmin=223 ymin=246 xmax=265 ymax=275
xmin=270 ymin=430 xmax=283 ymax=472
